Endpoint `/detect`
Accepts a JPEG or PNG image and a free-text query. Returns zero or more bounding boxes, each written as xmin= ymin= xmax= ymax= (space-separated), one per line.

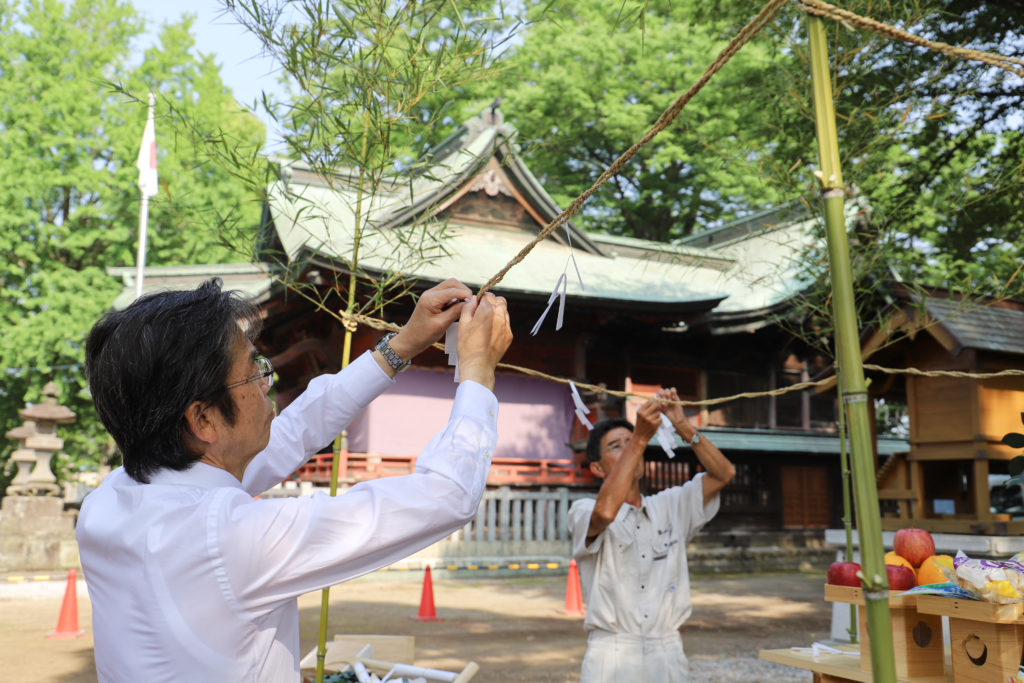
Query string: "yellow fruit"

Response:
xmin=885 ymin=551 xmax=916 ymax=576
xmin=916 ymin=554 xmax=954 ymax=586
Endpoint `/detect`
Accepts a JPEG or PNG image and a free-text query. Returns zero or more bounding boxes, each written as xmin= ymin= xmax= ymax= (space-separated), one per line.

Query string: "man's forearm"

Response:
xmin=671 ymin=418 xmax=734 ymax=483
xmin=241 ymin=351 xmax=393 ymax=494
xmin=692 ymin=438 xmax=735 ymax=482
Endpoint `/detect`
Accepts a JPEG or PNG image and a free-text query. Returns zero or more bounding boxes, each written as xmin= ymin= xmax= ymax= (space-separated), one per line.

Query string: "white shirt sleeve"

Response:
xmin=671 ymin=472 xmax=720 ymax=542
xmin=569 ymin=497 xmax=599 ymax=557
xmin=215 ymin=379 xmax=499 ymax=615
xmin=241 ymin=351 xmax=394 ymax=495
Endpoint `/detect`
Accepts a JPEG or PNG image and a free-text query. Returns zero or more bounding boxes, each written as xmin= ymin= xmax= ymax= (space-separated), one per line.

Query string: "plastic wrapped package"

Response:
xmin=948 ymin=551 xmax=1024 ymax=604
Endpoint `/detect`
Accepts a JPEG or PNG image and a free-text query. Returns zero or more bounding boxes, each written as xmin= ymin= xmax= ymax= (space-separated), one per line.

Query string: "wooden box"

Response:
xmin=825 ymin=585 xmax=945 ymax=679
xmin=916 ymin=595 xmax=1024 ymax=682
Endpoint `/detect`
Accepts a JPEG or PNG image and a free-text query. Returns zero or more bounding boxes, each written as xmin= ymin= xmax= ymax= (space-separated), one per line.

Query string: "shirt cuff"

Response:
xmin=450 ymin=379 xmax=498 ymax=427
xmin=345 ymin=350 xmax=396 ymax=402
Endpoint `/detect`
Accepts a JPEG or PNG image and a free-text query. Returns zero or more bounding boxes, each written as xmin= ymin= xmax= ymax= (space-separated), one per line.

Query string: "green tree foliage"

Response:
xmin=431 ymin=0 xmax=1023 ymax=289
xmin=0 ymin=0 xmax=264 ymax=483
xmin=225 ymin=0 xmax=513 ymax=314
xmin=743 ymin=0 xmax=1024 ymax=352
xmin=462 ymin=0 xmax=794 ymax=241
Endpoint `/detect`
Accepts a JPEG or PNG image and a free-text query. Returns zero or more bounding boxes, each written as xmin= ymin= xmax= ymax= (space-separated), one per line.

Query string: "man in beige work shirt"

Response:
xmin=568 ymin=388 xmax=736 ymax=682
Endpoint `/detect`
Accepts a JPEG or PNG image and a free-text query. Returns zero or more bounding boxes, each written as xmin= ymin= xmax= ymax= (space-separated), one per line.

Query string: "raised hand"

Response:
xmin=656 ymin=387 xmax=687 ymax=427
xmin=657 ymin=387 xmax=698 ymax=442
xmin=388 ymin=278 xmax=474 ymax=360
xmin=455 ymin=293 xmax=513 ymax=391
xmin=634 ymin=400 xmax=661 ymax=443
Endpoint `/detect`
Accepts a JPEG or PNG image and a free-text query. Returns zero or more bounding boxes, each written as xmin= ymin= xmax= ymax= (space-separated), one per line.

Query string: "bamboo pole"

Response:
xmin=314 ymin=290 xmax=358 ymax=683
xmin=316 ymin=113 xmax=373 ymax=683
xmin=805 ymin=14 xmax=896 ymax=681
xmin=836 ymin=388 xmax=857 ymax=643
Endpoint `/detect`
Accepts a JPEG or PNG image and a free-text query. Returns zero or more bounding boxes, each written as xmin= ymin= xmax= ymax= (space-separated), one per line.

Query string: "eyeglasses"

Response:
xmin=224 ymin=356 xmax=274 ymax=391
xmin=604 ymin=438 xmax=629 ymax=454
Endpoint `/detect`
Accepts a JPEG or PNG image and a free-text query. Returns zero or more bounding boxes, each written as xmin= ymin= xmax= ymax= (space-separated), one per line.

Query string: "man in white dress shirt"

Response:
xmin=568 ymin=389 xmax=736 ymax=682
xmin=77 ymin=276 xmax=511 ymax=681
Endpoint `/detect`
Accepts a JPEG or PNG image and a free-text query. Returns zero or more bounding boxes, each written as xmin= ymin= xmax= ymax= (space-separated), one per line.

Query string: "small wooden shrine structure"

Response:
xmin=867 ymin=290 xmax=1024 ymax=534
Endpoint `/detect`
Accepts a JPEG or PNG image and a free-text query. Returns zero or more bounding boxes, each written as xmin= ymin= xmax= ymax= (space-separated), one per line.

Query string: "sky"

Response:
xmin=133 ymin=1 xmax=288 ymax=149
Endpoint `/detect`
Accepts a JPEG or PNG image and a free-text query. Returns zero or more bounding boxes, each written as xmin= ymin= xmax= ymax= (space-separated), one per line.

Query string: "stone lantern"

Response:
xmin=0 ymin=382 xmax=79 ymax=571
xmin=4 ymin=382 xmax=76 ymax=497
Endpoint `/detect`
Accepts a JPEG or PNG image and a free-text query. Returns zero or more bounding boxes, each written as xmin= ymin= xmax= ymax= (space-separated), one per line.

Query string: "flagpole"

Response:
xmin=135 ymin=195 xmax=150 ymax=299
xmin=135 ymin=93 xmax=157 ymax=299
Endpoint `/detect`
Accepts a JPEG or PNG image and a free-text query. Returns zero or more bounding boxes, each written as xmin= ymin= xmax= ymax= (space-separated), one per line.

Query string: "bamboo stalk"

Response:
xmin=316 ymin=109 xmax=374 ymax=683
xmin=836 ymin=386 xmax=857 ymax=643
xmin=806 ymin=13 xmax=896 ymax=681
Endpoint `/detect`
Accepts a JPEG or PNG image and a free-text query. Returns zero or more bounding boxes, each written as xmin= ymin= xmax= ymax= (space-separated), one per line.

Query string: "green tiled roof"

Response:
xmin=923 ymin=297 xmax=1024 ymax=357
xmin=263 ymin=108 xmax=830 ymax=318
xmin=667 ymin=427 xmax=909 ymax=455
xmin=106 ymin=264 xmax=273 ymax=310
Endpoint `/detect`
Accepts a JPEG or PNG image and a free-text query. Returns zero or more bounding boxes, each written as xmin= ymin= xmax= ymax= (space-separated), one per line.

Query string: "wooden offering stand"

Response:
xmin=760 ymin=585 xmax=1024 ymax=682
xmin=915 ymin=595 xmax=1024 ymax=682
xmin=824 ymin=585 xmax=945 ymax=680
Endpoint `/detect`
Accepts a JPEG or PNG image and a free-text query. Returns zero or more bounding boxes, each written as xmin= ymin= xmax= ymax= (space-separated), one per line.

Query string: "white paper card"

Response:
xmin=444 ymin=322 xmax=459 ymax=383
xmin=655 ymin=413 xmax=677 ymax=459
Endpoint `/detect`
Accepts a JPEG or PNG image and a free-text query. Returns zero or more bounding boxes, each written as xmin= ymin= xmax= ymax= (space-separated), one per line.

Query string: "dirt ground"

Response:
xmin=0 ymin=569 xmax=830 ymax=682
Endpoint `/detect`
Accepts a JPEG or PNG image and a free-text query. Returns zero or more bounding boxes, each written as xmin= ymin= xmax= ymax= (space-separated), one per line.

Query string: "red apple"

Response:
xmin=827 ymin=561 xmax=862 ymax=587
xmin=894 ymin=528 xmax=936 ymax=568
xmin=886 ymin=564 xmax=917 ymax=591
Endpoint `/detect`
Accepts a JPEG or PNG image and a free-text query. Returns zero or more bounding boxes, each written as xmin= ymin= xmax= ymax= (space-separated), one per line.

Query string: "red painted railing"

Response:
xmin=289 ymin=452 xmax=599 ymax=488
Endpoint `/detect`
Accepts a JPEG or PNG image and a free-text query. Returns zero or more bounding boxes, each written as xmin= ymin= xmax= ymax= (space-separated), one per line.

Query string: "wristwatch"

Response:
xmin=687 ymin=430 xmax=701 ymax=445
xmin=374 ymin=332 xmax=411 ymax=373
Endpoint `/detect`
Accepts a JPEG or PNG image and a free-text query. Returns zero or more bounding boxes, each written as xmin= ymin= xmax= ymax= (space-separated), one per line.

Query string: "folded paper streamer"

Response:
xmin=561 ymin=220 xmax=585 ymax=291
xmin=444 ymin=322 xmax=459 ymax=383
xmin=531 ymin=272 xmax=567 ymax=336
xmin=568 ymin=381 xmax=592 ymax=430
xmin=655 ymin=414 xmax=677 ymax=459
xmin=531 ymin=246 xmax=585 ymax=336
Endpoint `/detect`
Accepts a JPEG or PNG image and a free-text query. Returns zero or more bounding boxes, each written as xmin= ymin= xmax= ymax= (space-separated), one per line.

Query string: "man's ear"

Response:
xmin=183 ymin=401 xmax=218 ymax=448
xmin=589 ymin=460 xmax=606 ymax=479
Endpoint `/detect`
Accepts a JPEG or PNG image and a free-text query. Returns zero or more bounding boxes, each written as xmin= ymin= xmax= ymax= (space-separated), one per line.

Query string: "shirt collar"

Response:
xmin=148 ymin=462 xmax=243 ymax=490
xmin=618 ymin=499 xmax=650 ymax=518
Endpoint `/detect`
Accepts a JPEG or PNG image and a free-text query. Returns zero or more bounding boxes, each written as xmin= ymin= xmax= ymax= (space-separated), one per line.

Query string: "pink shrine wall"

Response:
xmin=345 ymin=367 xmax=575 ymax=460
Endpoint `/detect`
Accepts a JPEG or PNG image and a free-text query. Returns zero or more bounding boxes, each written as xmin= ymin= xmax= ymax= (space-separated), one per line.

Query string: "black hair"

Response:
xmin=85 ymin=278 xmax=262 ymax=483
xmin=585 ymin=418 xmax=634 ymax=463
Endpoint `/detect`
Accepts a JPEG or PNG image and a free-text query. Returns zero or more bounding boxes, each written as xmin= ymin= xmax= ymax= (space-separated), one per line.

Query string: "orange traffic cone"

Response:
xmin=414 ymin=565 xmax=443 ymax=621
xmin=564 ymin=559 xmax=584 ymax=616
xmin=47 ymin=568 xmax=86 ymax=639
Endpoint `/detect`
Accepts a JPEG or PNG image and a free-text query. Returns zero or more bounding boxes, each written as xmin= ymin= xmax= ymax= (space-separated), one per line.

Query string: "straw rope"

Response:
xmin=862 ymin=364 xmax=1024 ymax=380
xmin=338 ymin=309 xmax=1024 ymax=408
xmin=474 ymin=0 xmax=790 ymax=297
xmin=797 ymin=0 xmax=1024 ymax=78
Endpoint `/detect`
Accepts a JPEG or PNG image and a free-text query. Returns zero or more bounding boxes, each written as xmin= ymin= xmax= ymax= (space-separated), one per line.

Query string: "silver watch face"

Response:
xmin=691 ymin=432 xmax=700 ymax=445
xmin=376 ymin=334 xmax=409 ymax=371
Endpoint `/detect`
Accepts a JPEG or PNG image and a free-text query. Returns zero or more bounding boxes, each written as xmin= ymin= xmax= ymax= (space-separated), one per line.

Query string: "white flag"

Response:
xmin=136 ymin=94 xmax=158 ymax=198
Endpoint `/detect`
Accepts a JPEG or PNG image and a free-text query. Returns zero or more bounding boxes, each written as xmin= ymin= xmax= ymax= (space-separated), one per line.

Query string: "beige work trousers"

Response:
xmin=580 ymin=630 xmax=688 ymax=682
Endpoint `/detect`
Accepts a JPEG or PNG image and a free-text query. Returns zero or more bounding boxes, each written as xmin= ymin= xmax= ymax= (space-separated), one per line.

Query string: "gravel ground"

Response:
xmin=0 ymin=569 xmax=829 ymax=681
xmin=689 ymin=656 xmax=812 ymax=682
